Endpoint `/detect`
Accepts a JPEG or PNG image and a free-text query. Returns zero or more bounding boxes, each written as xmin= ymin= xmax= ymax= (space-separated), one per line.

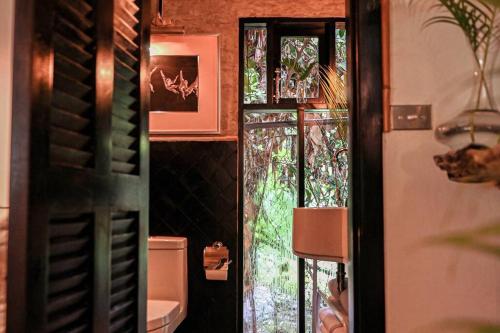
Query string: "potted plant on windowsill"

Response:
xmin=425 ymin=0 xmax=500 ymax=185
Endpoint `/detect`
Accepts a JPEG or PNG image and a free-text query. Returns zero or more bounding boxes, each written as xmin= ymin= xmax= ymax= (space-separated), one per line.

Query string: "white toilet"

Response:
xmin=147 ymin=236 xmax=188 ymax=333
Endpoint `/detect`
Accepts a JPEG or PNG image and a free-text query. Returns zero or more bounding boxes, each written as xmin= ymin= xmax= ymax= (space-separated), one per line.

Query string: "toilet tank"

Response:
xmin=148 ymin=237 xmax=188 ymax=315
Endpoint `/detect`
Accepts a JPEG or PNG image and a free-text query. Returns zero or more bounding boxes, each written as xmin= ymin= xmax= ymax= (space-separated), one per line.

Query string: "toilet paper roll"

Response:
xmin=205 ymin=269 xmax=228 ymax=281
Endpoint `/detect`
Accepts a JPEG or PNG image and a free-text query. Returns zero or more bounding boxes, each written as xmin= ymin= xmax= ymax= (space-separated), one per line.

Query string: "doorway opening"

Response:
xmin=5 ymin=0 xmax=386 ymax=332
xmin=239 ymin=18 xmax=347 ymax=333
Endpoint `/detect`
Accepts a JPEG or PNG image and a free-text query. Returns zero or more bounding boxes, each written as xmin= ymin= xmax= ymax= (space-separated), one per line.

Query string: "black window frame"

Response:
xmin=242 ymin=18 xmax=345 ymax=110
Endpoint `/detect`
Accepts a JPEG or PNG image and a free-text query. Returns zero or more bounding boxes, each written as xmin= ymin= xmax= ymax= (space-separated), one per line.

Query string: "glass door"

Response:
xmin=243 ymin=110 xmax=298 ymax=332
xmin=240 ymin=18 xmax=347 ymax=333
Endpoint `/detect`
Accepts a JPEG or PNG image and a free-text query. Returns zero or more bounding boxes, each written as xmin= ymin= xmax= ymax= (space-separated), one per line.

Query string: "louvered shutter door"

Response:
xmin=51 ymin=0 xmax=95 ymax=169
xmin=112 ymin=0 xmax=141 ymax=175
xmin=110 ymin=212 xmax=139 ymax=332
xmin=48 ymin=215 xmax=94 ymax=333
xmin=7 ymin=0 xmax=150 ymax=332
xmin=109 ymin=0 xmax=148 ymax=329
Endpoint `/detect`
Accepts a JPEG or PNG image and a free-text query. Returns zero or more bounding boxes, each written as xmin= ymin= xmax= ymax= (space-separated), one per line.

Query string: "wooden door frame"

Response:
xmin=7 ymin=0 xmax=32 ymax=329
xmin=237 ymin=1 xmax=386 ymax=333
xmin=347 ymin=0 xmax=386 ymax=332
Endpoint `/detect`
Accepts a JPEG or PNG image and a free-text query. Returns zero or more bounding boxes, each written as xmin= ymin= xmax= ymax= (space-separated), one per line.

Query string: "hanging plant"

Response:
xmin=417 ymin=0 xmax=500 ymax=183
xmin=418 ymin=0 xmax=500 ymax=149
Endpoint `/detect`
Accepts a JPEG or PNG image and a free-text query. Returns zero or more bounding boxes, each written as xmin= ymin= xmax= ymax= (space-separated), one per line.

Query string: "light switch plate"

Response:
xmin=391 ymin=105 xmax=432 ymax=130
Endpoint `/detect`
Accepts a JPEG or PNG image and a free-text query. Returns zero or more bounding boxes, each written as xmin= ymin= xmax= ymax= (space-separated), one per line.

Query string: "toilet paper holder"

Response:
xmin=203 ymin=242 xmax=231 ymax=280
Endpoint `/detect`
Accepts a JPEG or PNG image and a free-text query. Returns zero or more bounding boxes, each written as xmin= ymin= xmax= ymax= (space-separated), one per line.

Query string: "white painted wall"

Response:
xmin=385 ymin=1 xmax=500 ymax=332
xmin=0 ymin=0 xmax=14 ymax=330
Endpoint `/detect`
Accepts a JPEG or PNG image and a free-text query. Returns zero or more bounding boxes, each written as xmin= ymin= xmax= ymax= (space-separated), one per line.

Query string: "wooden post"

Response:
xmin=381 ymin=0 xmax=391 ymax=132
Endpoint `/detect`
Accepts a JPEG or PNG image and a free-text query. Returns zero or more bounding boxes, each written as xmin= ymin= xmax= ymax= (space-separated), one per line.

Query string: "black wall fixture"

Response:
xmin=150 ymin=141 xmax=238 ymax=333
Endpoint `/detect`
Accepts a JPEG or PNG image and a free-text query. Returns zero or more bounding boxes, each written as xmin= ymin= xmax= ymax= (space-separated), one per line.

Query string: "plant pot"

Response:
xmin=435 ymin=40 xmax=500 ymax=151
xmin=435 ymin=109 xmax=500 ymax=150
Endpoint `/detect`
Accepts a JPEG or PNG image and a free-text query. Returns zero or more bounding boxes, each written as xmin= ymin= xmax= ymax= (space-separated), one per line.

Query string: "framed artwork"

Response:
xmin=150 ymin=55 xmax=199 ymax=112
xmin=149 ymin=34 xmax=220 ymax=134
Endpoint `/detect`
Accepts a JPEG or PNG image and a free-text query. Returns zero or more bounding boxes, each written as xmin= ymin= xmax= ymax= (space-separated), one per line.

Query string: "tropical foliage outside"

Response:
xmin=242 ymin=23 xmax=348 ymax=333
xmin=280 ymin=37 xmax=320 ymax=99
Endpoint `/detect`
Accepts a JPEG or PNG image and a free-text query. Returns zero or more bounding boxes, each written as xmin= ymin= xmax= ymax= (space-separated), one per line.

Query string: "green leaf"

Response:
xmin=282 ymin=57 xmax=299 ymax=75
xmin=482 ymin=0 xmax=500 ymax=7
xmin=299 ymin=62 xmax=318 ymax=81
xmin=429 ymin=320 xmax=500 ymax=333
xmin=416 ymin=0 xmax=498 ymax=52
xmin=425 ymin=222 xmax=500 ymax=258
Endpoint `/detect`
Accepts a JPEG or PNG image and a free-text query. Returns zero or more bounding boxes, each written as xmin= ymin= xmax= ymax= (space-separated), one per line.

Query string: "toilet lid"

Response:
xmin=147 ymin=300 xmax=180 ymax=331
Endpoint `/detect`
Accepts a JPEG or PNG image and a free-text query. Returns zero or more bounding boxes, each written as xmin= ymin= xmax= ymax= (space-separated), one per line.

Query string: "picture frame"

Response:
xmin=149 ymin=34 xmax=221 ymax=134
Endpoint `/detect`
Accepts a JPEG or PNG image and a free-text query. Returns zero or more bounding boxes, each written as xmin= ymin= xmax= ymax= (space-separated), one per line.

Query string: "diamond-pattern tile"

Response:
xmin=150 ymin=141 xmax=238 ymax=333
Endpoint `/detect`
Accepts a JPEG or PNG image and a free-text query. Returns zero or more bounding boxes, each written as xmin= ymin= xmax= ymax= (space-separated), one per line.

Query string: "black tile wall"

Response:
xmin=150 ymin=141 xmax=238 ymax=333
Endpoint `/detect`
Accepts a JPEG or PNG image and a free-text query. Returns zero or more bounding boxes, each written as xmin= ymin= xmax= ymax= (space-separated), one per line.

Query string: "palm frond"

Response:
xmin=423 ymin=16 xmax=462 ymax=28
xmin=425 ymin=222 xmax=500 ymax=259
xmin=421 ymin=0 xmax=497 ymax=52
xmin=320 ymin=66 xmax=348 ymax=143
xmin=481 ymin=0 xmax=500 ymax=8
xmin=427 ymin=320 xmax=500 ymax=333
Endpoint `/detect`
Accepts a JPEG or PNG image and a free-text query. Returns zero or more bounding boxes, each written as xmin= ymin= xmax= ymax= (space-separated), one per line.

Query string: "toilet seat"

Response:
xmin=147 ymin=300 xmax=180 ymax=332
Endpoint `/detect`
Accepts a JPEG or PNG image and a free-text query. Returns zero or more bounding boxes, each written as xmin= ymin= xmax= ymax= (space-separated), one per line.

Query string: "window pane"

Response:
xmin=281 ymin=37 xmax=320 ymax=99
xmin=305 ymin=259 xmax=338 ymax=333
xmin=336 ymin=22 xmax=347 ymax=80
xmin=304 ymin=111 xmax=348 ymax=208
xmin=244 ymin=25 xmax=268 ymax=104
xmin=304 ymin=110 xmax=349 ymax=333
xmin=243 ymin=111 xmax=298 ymax=333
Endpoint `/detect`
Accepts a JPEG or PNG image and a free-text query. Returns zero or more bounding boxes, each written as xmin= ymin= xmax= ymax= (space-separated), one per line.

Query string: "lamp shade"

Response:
xmin=292 ymin=207 xmax=348 ymax=263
